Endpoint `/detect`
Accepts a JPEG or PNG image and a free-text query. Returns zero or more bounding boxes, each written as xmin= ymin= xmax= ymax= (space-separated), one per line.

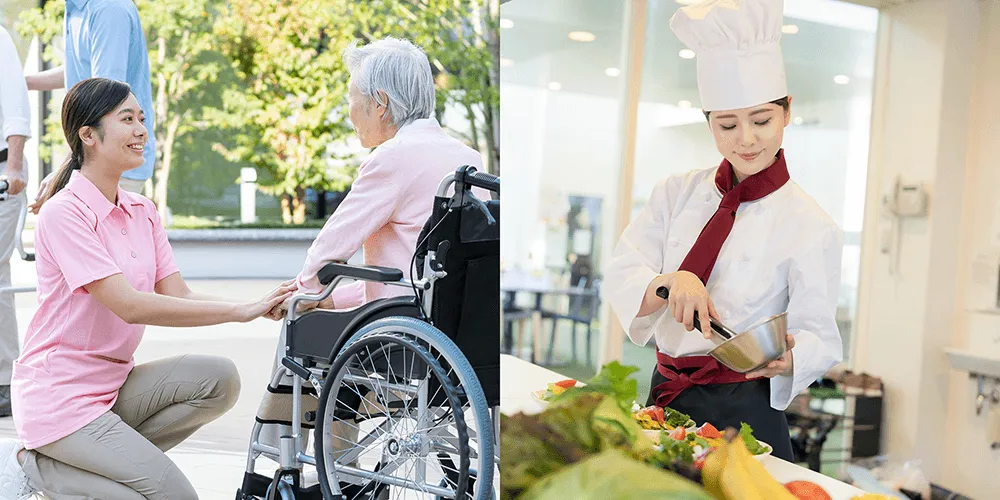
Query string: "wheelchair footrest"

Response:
xmin=238 ymin=471 xmax=326 ymax=500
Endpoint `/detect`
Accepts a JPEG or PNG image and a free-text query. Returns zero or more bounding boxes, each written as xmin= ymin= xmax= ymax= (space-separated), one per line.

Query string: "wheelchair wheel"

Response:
xmin=316 ymin=317 xmax=494 ymax=500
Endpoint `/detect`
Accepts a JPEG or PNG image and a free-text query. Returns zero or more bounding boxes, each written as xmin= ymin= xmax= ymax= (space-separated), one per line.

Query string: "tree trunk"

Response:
xmin=281 ymin=194 xmax=293 ymax=224
xmin=155 ymin=114 xmax=181 ymax=216
xmin=153 ymin=35 xmax=169 ymax=209
xmin=464 ymin=101 xmax=480 ymax=153
xmin=484 ymin=95 xmax=499 ymax=176
xmin=292 ymin=186 xmax=306 ymax=225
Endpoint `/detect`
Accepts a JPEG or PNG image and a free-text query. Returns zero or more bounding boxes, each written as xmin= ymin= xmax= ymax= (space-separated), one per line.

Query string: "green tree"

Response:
xmin=355 ymin=0 xmax=500 ymax=175
xmin=17 ymin=0 xmax=222 ymax=217
xmin=16 ymin=0 xmax=66 ymax=168
xmin=136 ymin=0 xmax=222 ymax=215
xmin=209 ymin=0 xmax=358 ymax=224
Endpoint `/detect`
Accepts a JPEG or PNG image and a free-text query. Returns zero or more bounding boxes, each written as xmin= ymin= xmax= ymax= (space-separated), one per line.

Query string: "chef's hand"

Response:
xmin=745 ymin=334 xmax=795 ymax=379
xmin=661 ymin=271 xmax=719 ymax=340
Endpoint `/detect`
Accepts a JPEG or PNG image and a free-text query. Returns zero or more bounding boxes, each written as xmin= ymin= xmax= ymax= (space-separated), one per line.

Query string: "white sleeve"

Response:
xmin=603 ymin=178 xmax=675 ymax=347
xmin=0 ymin=28 xmax=31 ymax=141
xmin=769 ymin=223 xmax=845 ymax=410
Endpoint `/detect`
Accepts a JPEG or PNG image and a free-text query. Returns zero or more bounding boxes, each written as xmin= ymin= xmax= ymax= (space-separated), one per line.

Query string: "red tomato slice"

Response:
xmin=669 ymin=426 xmax=686 ymax=440
xmin=553 ymin=379 xmax=577 ymax=389
xmin=697 ymin=422 xmax=722 ymax=439
xmin=654 ymin=407 xmax=665 ymax=424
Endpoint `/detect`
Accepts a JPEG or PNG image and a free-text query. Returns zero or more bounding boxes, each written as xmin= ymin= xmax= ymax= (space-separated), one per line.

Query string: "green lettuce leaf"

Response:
xmin=740 ymin=422 xmax=768 ymax=455
xmin=520 ymin=450 xmax=712 ymax=500
xmin=549 ymin=361 xmax=639 ymax=413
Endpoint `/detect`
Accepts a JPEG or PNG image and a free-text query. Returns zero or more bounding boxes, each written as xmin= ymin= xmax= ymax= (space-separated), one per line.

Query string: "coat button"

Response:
xmin=131 ymin=251 xmax=137 ymax=258
xmin=122 ymin=229 xmax=127 ymax=235
xmin=741 ymin=253 xmax=751 ymax=261
xmin=668 ymin=237 xmax=679 ymax=247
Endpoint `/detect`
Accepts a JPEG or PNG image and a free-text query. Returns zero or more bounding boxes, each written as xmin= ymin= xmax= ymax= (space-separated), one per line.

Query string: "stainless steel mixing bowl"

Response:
xmin=707 ymin=312 xmax=789 ymax=373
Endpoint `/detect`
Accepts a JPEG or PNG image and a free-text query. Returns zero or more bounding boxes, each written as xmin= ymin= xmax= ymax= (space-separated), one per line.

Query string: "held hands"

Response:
xmin=261 ymin=280 xmax=335 ymax=321
xmin=745 ymin=334 xmax=795 ymax=379
xmin=657 ymin=271 xmax=719 ymax=340
xmin=242 ymin=279 xmax=297 ymax=322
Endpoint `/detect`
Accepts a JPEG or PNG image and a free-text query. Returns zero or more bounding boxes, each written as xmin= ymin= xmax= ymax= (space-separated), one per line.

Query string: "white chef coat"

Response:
xmin=604 ymin=165 xmax=844 ymax=411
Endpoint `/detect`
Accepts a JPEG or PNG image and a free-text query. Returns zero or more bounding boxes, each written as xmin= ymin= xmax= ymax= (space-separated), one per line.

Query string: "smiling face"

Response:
xmin=707 ymin=97 xmax=792 ymax=182
xmin=79 ymin=93 xmax=148 ymax=174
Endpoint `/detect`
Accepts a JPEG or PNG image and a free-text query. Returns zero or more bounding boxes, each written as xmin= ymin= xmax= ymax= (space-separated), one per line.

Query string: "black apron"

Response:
xmin=646 ymin=364 xmax=794 ymax=462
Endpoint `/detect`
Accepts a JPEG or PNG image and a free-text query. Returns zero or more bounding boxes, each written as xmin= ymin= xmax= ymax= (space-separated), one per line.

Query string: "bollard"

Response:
xmin=240 ymin=167 xmax=257 ymax=224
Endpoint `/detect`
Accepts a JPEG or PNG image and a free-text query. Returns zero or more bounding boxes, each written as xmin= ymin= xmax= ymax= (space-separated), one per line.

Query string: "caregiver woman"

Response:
xmin=604 ymin=0 xmax=844 ymax=461
xmin=0 ymin=78 xmax=294 ymax=500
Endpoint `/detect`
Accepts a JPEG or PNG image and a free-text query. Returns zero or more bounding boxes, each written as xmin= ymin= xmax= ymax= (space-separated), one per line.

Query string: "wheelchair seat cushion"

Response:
xmin=317 ymin=263 xmax=404 ymax=285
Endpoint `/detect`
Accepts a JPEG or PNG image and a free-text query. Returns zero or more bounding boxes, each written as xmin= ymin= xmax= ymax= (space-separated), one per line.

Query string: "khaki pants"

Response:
xmin=21 ymin=355 xmax=241 ymax=500
xmin=0 ymin=158 xmax=27 ymax=386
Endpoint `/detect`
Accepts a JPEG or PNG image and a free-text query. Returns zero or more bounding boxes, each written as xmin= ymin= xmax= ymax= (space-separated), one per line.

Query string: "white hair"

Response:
xmin=344 ymin=37 xmax=435 ymax=128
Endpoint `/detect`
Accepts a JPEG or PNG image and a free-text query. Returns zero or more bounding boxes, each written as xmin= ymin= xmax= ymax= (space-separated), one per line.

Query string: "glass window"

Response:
xmin=499 ymin=0 xmax=630 ymax=379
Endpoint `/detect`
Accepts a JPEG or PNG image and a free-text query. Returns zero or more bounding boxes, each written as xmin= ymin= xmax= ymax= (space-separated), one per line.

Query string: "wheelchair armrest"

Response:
xmin=317 ymin=262 xmax=404 ymax=285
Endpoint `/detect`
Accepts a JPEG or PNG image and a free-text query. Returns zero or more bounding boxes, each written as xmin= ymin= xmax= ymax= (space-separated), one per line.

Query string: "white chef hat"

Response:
xmin=670 ymin=0 xmax=787 ymax=112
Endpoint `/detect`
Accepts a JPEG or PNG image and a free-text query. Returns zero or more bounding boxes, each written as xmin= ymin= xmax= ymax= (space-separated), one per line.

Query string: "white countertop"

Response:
xmin=500 ymin=354 xmax=867 ymax=500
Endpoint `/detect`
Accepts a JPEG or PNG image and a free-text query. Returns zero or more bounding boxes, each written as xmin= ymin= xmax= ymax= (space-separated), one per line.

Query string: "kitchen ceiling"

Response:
xmin=500 ymin=0 xmax=879 ymax=114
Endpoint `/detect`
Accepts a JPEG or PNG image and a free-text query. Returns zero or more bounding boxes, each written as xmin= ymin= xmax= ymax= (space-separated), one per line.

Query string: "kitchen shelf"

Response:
xmin=945 ymin=348 xmax=1000 ymax=379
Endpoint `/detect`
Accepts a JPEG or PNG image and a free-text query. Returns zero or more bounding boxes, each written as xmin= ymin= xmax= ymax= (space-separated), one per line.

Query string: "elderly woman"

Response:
xmin=256 ymin=36 xmax=485 ymax=460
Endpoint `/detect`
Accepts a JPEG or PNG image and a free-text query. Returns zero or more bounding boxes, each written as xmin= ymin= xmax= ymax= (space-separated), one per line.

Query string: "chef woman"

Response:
xmin=604 ymin=0 xmax=844 ymax=461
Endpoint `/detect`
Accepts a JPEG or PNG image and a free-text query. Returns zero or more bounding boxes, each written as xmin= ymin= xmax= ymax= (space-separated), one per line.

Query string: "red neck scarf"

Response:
xmin=678 ymin=149 xmax=790 ymax=284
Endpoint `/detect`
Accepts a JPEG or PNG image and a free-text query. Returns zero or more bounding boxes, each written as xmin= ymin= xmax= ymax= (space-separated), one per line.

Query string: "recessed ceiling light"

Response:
xmin=782 ymin=24 xmax=799 ymax=34
xmin=568 ymin=31 xmax=596 ymax=42
xmin=678 ymin=100 xmax=692 ymax=108
xmin=834 ymin=74 xmax=850 ymax=84
xmin=679 ymin=49 xmax=696 ymax=59
xmin=793 ymin=116 xmax=804 ymax=125
xmin=548 ymin=82 xmax=562 ymax=91
xmin=500 ymin=58 xmax=514 ymax=67
xmin=500 ymin=18 xmax=514 ymax=29
xmin=605 ymin=67 xmax=620 ymax=77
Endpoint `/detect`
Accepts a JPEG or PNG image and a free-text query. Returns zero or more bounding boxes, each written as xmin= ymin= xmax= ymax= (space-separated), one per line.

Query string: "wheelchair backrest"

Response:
xmin=415 ymin=191 xmax=500 ymax=406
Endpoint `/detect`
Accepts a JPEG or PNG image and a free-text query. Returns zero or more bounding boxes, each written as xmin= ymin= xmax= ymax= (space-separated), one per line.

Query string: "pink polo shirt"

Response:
xmin=12 ymin=171 xmax=178 ymax=449
xmin=297 ymin=118 xmax=485 ymax=308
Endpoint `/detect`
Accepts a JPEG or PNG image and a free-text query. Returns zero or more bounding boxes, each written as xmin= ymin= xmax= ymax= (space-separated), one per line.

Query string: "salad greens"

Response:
xmin=518 ymin=450 xmax=713 ymax=500
xmin=548 ymin=361 xmax=639 ymax=413
xmin=740 ymin=422 xmax=769 ymax=455
xmin=664 ymin=406 xmax=695 ymax=428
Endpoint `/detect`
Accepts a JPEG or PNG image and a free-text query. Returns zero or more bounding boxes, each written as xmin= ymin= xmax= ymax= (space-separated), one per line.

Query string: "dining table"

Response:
xmin=500 ymin=354 xmax=870 ymax=499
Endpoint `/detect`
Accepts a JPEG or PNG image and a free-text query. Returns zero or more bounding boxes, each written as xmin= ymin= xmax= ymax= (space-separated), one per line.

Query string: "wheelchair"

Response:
xmin=237 ymin=166 xmax=500 ymax=500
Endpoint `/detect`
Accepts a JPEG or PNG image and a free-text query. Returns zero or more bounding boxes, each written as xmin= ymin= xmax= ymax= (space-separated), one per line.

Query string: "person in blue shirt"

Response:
xmin=26 ymin=0 xmax=155 ymax=211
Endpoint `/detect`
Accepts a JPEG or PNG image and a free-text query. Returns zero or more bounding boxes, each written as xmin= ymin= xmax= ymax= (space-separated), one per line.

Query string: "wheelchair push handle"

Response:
xmin=455 ymin=165 xmax=499 ymax=194
xmin=465 ymin=170 xmax=499 ymax=194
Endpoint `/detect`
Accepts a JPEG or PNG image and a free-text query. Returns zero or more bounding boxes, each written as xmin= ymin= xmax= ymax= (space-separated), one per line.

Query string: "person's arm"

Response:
xmin=767 ymin=223 xmax=845 ymax=410
xmin=155 ymin=272 xmax=296 ymax=304
xmin=87 ymin=5 xmax=130 ymax=82
xmin=603 ymin=178 xmax=679 ymax=346
xmin=25 ymin=66 xmax=64 ymax=92
xmin=85 ymin=273 xmax=292 ymax=326
xmin=296 ymin=153 xmax=403 ymax=306
xmin=39 ymin=199 xmax=293 ymax=327
xmin=0 ymin=29 xmax=31 ymax=195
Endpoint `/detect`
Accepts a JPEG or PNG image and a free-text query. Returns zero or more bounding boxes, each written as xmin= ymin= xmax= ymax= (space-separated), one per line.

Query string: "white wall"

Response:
xmin=852 ymin=0 xmax=999 ymax=495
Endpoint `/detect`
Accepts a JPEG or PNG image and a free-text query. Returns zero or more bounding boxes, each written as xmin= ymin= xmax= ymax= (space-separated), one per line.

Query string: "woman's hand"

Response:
xmin=241 ymin=280 xmax=298 ymax=322
xmin=745 ymin=335 xmax=795 ymax=379
xmin=657 ymin=271 xmax=719 ymax=339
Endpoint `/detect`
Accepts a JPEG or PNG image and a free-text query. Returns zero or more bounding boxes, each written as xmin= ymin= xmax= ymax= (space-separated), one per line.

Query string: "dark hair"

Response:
xmin=45 ymin=78 xmax=133 ymax=200
xmin=703 ymin=95 xmax=790 ymax=120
